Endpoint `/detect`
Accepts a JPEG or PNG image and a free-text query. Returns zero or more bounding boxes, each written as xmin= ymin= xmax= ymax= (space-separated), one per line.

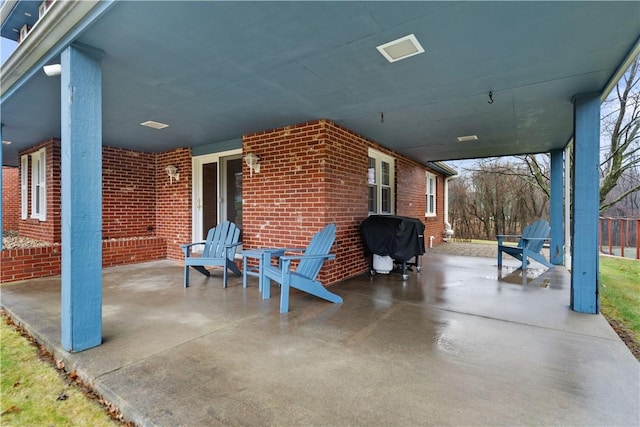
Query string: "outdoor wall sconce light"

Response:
xmin=165 ymin=165 xmax=179 ymax=184
xmin=43 ymin=64 xmax=62 ymax=76
xmin=244 ymin=152 xmax=260 ymax=177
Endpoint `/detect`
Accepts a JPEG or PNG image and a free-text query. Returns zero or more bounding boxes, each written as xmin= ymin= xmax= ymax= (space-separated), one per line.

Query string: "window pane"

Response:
xmin=368 ymin=157 xmax=376 ymax=184
xmin=381 ymin=161 xmax=390 ymax=186
xmin=381 ymin=187 xmax=390 ymax=213
xmin=368 ymin=185 xmax=377 ymax=213
xmin=21 ymin=156 xmax=28 ymax=219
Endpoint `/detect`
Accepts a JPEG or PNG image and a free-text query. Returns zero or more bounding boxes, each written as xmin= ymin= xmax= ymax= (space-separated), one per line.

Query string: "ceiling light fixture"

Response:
xmin=43 ymin=64 xmax=61 ymax=76
xmin=376 ymin=34 xmax=425 ymax=63
xmin=457 ymin=135 xmax=478 ymax=142
xmin=140 ymin=120 xmax=169 ymax=130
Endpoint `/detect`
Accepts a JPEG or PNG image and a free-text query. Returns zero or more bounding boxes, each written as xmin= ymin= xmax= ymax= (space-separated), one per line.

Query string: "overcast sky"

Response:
xmin=1 ymin=37 xmax=17 ymax=64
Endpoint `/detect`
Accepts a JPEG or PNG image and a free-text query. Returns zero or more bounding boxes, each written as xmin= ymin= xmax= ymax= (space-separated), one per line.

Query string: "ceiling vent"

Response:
xmin=140 ymin=120 xmax=169 ymax=130
xmin=376 ymin=34 xmax=424 ymax=63
xmin=457 ymin=135 xmax=478 ymax=142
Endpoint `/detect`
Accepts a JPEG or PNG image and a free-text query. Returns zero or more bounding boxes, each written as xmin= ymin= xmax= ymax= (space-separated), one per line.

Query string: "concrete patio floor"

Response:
xmin=1 ymin=252 xmax=638 ymax=426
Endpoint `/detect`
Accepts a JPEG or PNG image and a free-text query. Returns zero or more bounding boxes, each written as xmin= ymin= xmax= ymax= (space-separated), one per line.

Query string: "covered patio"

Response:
xmin=2 ymin=1 xmax=640 ymax=352
xmin=2 ymin=252 xmax=637 ymax=426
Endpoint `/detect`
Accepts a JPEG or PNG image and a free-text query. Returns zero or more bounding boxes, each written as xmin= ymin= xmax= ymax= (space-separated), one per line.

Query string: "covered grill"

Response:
xmin=360 ymin=215 xmax=425 ymax=280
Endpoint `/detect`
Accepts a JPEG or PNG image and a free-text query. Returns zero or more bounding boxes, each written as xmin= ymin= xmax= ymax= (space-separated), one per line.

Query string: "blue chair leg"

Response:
xmin=497 ymin=249 xmax=503 ymax=268
xmin=280 ymin=259 xmax=291 ymax=313
xmin=242 ymin=255 xmax=248 ymax=288
xmin=223 ymin=263 xmax=228 ymax=288
xmin=261 ymin=252 xmax=271 ymax=299
xmin=184 ymin=265 xmax=189 ymax=288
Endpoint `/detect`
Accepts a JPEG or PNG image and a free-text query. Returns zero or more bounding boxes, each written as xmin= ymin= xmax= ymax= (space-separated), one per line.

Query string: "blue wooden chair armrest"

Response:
xmin=181 ymin=241 xmax=205 ymax=250
xmin=280 ymin=253 xmax=336 ymax=262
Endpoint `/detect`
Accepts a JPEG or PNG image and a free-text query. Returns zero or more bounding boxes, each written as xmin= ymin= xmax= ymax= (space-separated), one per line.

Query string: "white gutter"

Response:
xmin=0 ymin=0 xmax=19 ymax=26
xmin=1 ymin=0 xmax=108 ymax=100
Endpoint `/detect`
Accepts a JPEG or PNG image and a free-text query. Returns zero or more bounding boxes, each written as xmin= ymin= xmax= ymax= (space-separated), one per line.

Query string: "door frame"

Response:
xmin=191 ymin=148 xmax=242 ymax=243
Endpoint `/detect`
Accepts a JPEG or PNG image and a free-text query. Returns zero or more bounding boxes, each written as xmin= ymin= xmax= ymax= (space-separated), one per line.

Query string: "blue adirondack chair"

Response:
xmin=181 ymin=221 xmax=242 ymax=288
xmin=497 ymin=219 xmax=553 ymax=270
xmin=259 ymin=223 xmax=342 ymax=313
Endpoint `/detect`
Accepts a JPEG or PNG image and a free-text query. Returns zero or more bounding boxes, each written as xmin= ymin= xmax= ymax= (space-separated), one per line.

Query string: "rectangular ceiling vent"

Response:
xmin=140 ymin=120 xmax=170 ymax=130
xmin=457 ymin=135 xmax=478 ymax=142
xmin=376 ymin=34 xmax=425 ymax=63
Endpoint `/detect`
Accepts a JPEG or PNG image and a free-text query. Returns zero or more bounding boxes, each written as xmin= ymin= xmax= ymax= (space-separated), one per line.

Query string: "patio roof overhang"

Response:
xmin=1 ymin=1 xmax=639 ymax=167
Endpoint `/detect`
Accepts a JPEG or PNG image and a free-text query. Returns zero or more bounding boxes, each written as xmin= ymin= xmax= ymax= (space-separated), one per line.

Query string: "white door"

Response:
xmin=192 ymin=149 xmax=243 ymax=244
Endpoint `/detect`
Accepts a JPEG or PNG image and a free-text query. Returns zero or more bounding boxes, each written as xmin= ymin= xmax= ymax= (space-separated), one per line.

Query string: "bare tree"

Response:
xmin=499 ymin=56 xmax=640 ymax=214
xmin=600 ymin=55 xmax=640 ymax=212
xmin=450 ymin=159 xmax=549 ymax=239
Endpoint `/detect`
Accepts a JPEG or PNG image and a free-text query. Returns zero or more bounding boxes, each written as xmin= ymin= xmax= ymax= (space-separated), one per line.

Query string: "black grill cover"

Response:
xmin=360 ymin=215 xmax=426 ymax=262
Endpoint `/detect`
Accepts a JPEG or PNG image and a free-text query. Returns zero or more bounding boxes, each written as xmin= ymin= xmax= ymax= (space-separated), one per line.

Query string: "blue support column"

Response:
xmin=60 ymin=44 xmax=103 ymax=351
xmin=571 ymin=94 xmax=600 ymax=314
xmin=550 ymin=149 xmax=564 ymax=265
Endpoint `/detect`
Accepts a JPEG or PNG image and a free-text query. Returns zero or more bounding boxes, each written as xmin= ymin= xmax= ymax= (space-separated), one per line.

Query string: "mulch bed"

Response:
xmin=603 ymin=316 xmax=640 ymax=361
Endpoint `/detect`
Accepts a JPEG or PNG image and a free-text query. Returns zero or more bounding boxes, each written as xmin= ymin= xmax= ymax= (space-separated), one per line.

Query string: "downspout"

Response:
xmin=443 ymin=175 xmax=457 ymax=241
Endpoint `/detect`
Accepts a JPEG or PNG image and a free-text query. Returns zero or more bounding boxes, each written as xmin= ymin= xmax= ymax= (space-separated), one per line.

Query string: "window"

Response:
xmin=425 ymin=172 xmax=436 ymax=217
xmin=30 ymin=148 xmax=46 ymax=220
xmin=20 ymin=155 xmax=28 ymax=219
xmin=368 ymin=149 xmax=394 ymax=215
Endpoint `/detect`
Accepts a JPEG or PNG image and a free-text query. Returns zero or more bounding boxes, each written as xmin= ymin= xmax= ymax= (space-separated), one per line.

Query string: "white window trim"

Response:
xmin=425 ymin=171 xmax=436 ymax=217
xmin=367 ymin=148 xmax=395 ymax=215
xmin=30 ymin=148 xmax=46 ymax=221
xmin=20 ymin=155 xmax=28 ymax=219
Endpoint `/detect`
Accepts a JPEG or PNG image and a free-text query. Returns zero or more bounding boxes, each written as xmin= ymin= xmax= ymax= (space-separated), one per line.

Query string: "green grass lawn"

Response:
xmin=600 ymin=256 xmax=640 ymax=344
xmin=0 ymin=313 xmax=121 ymax=426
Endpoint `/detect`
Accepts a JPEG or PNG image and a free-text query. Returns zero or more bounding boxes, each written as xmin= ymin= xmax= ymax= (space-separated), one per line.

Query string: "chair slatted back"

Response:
xmin=296 ymin=223 xmax=337 ymax=280
xmin=202 ymin=221 xmax=240 ymax=259
xmin=517 ymin=219 xmax=550 ymax=253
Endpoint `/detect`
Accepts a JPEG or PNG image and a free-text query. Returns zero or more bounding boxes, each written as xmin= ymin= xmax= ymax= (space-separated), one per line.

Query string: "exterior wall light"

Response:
xmin=165 ymin=165 xmax=179 ymax=184
xmin=43 ymin=64 xmax=62 ymax=76
xmin=244 ymin=152 xmax=260 ymax=176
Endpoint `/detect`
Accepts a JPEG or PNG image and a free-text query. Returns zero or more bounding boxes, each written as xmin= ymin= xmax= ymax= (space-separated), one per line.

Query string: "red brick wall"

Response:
xmin=155 ymin=148 xmax=192 ymax=260
xmin=1 ymin=245 xmax=61 ymax=282
xmin=396 ymin=158 xmax=447 ymax=247
xmin=2 ymin=166 xmax=20 ymax=231
xmin=242 ymin=119 xmax=446 ymax=286
xmin=102 ymin=237 xmax=167 ymax=267
xmin=18 ymin=144 xmax=159 ymax=243
xmin=102 ymin=147 xmax=156 ymax=239
xmin=1 ymin=237 xmax=166 ymax=283
xmin=18 ymin=139 xmax=61 ymax=243
xmin=324 ymin=122 xmax=373 ymax=284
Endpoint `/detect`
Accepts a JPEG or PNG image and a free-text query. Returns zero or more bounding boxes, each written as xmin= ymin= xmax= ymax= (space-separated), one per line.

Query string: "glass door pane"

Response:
xmin=202 ymin=162 xmax=218 ymax=239
xmin=225 ymin=158 xmax=243 ymax=230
